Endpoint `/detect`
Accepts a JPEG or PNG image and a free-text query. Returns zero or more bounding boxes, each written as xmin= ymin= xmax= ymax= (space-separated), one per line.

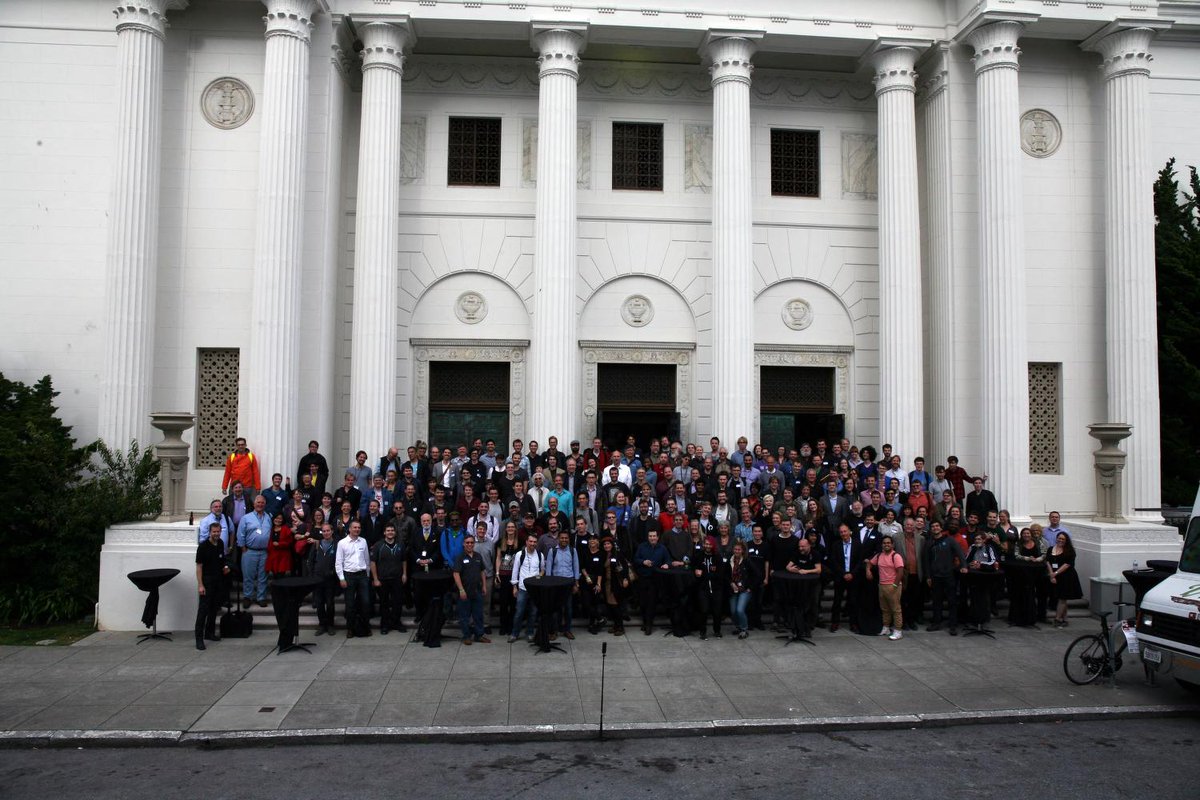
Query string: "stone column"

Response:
xmin=349 ymin=20 xmax=410 ymax=461
xmin=704 ymin=32 xmax=760 ymax=446
xmin=919 ymin=45 xmax=956 ymax=464
xmin=98 ymin=0 xmax=173 ymax=450
xmin=871 ymin=43 xmax=925 ymax=463
xmin=528 ymin=24 xmax=586 ymax=445
xmin=966 ymin=20 xmax=1030 ymax=520
xmin=246 ymin=0 xmax=318 ymax=480
xmin=1088 ymin=26 xmax=1166 ymax=521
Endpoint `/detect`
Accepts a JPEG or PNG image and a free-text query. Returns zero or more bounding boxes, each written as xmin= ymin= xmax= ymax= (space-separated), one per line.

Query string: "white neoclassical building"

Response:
xmin=4 ymin=0 xmax=1200 ymax=529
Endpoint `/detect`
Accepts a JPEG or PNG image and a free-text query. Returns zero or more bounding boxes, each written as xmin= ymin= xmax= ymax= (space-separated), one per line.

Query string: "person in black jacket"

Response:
xmin=694 ymin=536 xmax=729 ymax=639
xmin=371 ymin=523 xmax=408 ymax=635
xmin=580 ymin=536 xmax=607 ymax=633
xmin=727 ymin=540 xmax=761 ymax=638
xmin=827 ymin=523 xmax=863 ymax=633
xmin=307 ymin=523 xmax=339 ymax=635
xmin=194 ymin=522 xmax=231 ymax=650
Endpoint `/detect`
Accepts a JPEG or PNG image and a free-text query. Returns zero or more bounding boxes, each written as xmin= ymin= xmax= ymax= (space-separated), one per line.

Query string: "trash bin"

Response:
xmin=1089 ymin=575 xmax=1127 ymax=615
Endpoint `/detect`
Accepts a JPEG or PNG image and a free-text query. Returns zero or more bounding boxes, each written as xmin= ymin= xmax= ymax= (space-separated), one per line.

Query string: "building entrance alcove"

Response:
xmin=428 ymin=360 xmax=509 ymax=449
xmin=759 ymin=365 xmax=845 ymax=453
xmin=595 ymin=363 xmax=679 ymax=453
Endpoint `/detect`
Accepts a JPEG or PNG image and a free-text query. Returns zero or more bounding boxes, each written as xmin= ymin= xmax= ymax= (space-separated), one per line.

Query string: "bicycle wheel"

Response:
xmin=1063 ymin=634 xmax=1108 ymax=685
xmin=1111 ymin=640 xmax=1127 ymax=675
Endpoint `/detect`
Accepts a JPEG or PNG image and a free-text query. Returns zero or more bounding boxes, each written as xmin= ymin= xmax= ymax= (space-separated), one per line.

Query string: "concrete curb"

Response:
xmin=2 ymin=703 xmax=1196 ymax=749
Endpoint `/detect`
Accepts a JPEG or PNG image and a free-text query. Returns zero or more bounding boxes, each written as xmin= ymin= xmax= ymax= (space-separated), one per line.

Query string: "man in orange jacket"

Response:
xmin=222 ymin=436 xmax=261 ymax=501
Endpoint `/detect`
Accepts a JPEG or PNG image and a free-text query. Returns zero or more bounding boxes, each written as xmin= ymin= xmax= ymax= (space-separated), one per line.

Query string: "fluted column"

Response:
xmin=349 ymin=20 xmax=410 ymax=461
xmin=871 ymin=44 xmax=924 ymax=463
xmin=1089 ymin=26 xmax=1165 ymax=520
xmin=967 ymin=20 xmax=1029 ymax=519
xmin=920 ymin=46 xmax=956 ymax=464
xmin=528 ymin=24 xmax=586 ymax=445
xmin=704 ymin=32 xmax=760 ymax=445
xmin=246 ymin=0 xmax=318 ymax=480
xmin=98 ymin=0 xmax=172 ymax=449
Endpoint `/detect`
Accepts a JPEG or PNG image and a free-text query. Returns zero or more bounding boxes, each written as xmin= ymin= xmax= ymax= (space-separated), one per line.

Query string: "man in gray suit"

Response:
xmin=818 ymin=478 xmax=846 ymax=546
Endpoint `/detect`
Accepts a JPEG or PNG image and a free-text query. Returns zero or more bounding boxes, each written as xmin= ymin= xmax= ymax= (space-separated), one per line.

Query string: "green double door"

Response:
xmin=428 ymin=361 xmax=509 ymax=450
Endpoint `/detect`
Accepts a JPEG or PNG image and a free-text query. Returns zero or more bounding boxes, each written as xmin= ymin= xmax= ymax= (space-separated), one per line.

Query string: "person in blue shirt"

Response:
xmin=196 ymin=499 xmax=231 ymax=548
xmin=546 ymin=529 xmax=580 ymax=640
xmin=260 ymin=473 xmax=289 ymax=519
xmin=440 ymin=511 xmax=467 ymax=565
xmin=235 ymin=494 xmax=271 ymax=605
xmin=633 ymin=529 xmax=671 ymax=634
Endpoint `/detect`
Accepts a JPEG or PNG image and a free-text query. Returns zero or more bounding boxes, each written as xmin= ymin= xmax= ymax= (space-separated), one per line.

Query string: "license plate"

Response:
xmin=1142 ymin=647 xmax=1162 ymax=664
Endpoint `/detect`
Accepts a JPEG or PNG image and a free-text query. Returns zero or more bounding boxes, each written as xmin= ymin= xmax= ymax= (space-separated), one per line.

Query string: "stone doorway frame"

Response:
xmin=410 ymin=338 xmax=530 ymax=446
xmin=753 ymin=345 xmax=854 ymax=443
xmin=580 ymin=340 xmax=695 ymax=445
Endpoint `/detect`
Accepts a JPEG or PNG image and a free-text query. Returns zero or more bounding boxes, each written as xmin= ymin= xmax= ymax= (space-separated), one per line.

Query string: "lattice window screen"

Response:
xmin=760 ymin=366 xmax=834 ymax=412
xmin=447 ymin=117 xmax=502 ymax=186
xmin=612 ymin=122 xmax=664 ymax=191
xmin=196 ymin=348 xmax=240 ymax=468
xmin=597 ymin=363 xmax=676 ymax=408
xmin=1028 ymin=362 xmax=1062 ymax=475
xmin=770 ymin=128 xmax=820 ymax=197
xmin=430 ymin=361 xmax=509 ymax=409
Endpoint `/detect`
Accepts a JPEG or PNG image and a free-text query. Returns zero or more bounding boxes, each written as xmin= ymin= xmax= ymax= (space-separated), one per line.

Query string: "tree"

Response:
xmin=1154 ymin=159 xmax=1200 ymax=505
xmin=0 ymin=374 xmax=160 ymax=624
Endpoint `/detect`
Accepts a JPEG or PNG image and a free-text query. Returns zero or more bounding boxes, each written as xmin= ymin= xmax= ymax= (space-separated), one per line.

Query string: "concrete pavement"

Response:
xmin=0 ymin=621 xmax=1195 ymax=744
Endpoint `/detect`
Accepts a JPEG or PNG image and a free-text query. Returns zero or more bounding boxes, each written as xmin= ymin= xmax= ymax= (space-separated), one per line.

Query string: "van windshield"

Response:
xmin=1181 ymin=517 xmax=1200 ymax=574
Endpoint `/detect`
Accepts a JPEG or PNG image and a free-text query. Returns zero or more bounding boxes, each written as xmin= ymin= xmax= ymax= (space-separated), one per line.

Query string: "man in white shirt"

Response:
xmin=603 ymin=453 xmax=632 ymax=487
xmin=884 ymin=455 xmax=910 ymax=495
xmin=336 ymin=520 xmax=372 ymax=637
xmin=509 ymin=532 xmax=544 ymax=642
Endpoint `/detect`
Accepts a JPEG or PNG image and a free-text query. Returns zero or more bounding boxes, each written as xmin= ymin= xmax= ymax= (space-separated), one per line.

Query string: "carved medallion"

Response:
xmin=454 ymin=291 xmax=488 ymax=324
xmin=1020 ymin=109 xmax=1062 ymax=158
xmin=782 ymin=298 xmax=813 ymax=331
xmin=200 ymin=77 xmax=255 ymax=130
xmin=621 ymin=294 xmax=654 ymax=327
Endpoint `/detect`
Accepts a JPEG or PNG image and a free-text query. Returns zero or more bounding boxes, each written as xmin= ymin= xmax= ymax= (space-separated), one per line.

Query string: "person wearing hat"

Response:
xmin=440 ymin=510 xmax=467 ymax=566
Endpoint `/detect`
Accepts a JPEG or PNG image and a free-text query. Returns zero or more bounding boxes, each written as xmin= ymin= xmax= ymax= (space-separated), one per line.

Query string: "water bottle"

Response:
xmin=1132 ymin=560 xmax=1140 ymax=572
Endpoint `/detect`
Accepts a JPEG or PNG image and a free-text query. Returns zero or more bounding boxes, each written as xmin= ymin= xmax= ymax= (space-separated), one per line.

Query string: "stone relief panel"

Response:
xmin=580 ymin=342 xmax=694 ymax=443
xmin=621 ymin=294 xmax=654 ymax=327
xmin=411 ymin=340 xmax=529 ymax=446
xmin=521 ymin=119 xmax=592 ymax=189
xmin=841 ymin=132 xmax=878 ymax=200
xmin=200 ymin=77 xmax=254 ymax=130
xmin=399 ymin=117 xmax=426 ymax=184
xmin=684 ymin=124 xmax=712 ymax=193
xmin=454 ymin=291 xmax=488 ymax=324
xmin=781 ymin=298 xmax=813 ymax=331
xmin=1020 ymin=109 xmax=1062 ymax=158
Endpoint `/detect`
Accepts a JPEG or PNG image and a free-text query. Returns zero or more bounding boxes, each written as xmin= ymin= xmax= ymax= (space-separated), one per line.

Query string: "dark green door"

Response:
xmin=429 ymin=411 xmax=508 ymax=453
xmin=428 ymin=361 xmax=509 ymax=451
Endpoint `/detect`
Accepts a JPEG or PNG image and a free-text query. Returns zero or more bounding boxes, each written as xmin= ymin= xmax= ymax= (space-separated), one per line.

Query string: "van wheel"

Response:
xmin=1177 ymin=678 xmax=1200 ymax=696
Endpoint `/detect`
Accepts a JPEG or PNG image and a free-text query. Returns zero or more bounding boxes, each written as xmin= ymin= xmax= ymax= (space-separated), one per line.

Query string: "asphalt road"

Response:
xmin=2 ymin=718 xmax=1197 ymax=799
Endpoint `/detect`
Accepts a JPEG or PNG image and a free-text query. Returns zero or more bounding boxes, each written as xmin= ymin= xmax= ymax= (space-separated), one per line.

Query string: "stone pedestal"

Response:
xmin=150 ymin=412 xmax=195 ymax=522
xmin=1068 ymin=519 xmax=1181 ymax=590
xmin=1089 ymin=422 xmax=1132 ymax=524
xmin=97 ymin=521 xmax=199 ymax=631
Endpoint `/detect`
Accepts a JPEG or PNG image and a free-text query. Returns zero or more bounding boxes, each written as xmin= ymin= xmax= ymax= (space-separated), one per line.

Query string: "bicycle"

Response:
xmin=1062 ymin=603 xmax=1133 ymax=686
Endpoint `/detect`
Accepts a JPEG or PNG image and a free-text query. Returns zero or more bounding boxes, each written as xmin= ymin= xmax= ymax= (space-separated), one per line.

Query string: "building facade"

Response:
xmin=3 ymin=0 xmax=1199 ymax=518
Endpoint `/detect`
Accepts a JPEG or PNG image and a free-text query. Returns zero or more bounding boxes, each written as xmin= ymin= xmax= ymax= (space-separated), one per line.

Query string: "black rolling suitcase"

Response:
xmin=220 ymin=582 xmax=254 ymax=638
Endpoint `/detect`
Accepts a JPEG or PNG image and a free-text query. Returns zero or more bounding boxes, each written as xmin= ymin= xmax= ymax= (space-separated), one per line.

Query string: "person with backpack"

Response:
xmin=221 ymin=437 xmax=260 ymax=501
xmin=509 ymin=532 xmax=543 ymax=643
xmin=865 ymin=534 xmax=906 ymax=640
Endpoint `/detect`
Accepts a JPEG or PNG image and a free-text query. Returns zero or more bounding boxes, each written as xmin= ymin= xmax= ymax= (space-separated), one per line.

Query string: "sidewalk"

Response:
xmin=0 ymin=621 xmax=1195 ymax=743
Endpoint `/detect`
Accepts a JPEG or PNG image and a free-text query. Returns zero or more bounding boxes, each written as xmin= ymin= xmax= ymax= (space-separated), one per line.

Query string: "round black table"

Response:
xmin=525 ymin=575 xmax=575 ymax=654
xmin=771 ymin=571 xmax=818 ymax=646
xmin=270 ymin=576 xmax=322 ymax=654
xmin=1004 ymin=559 xmax=1043 ymax=627
xmin=411 ymin=569 xmax=454 ymax=648
xmin=853 ymin=569 xmax=883 ymax=636
xmin=1123 ymin=568 xmax=1174 ymax=609
xmin=964 ymin=569 xmax=1003 ymax=638
xmin=1146 ymin=560 xmax=1178 ymax=574
xmin=657 ymin=566 xmax=693 ymax=637
xmin=128 ymin=568 xmax=180 ymax=643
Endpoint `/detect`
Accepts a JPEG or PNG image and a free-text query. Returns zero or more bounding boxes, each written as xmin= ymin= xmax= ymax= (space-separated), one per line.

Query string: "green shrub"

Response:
xmin=0 ymin=374 xmax=160 ymax=625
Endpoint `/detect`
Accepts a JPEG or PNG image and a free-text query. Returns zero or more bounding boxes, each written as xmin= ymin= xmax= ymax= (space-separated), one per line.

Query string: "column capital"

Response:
xmin=965 ymin=19 xmax=1030 ymax=75
xmin=866 ymin=41 xmax=925 ymax=96
xmin=262 ymin=0 xmax=318 ymax=43
xmin=1083 ymin=21 xmax=1171 ymax=81
xmin=113 ymin=0 xmax=178 ymax=39
xmin=701 ymin=31 xmax=763 ymax=87
xmin=531 ymin=23 xmax=587 ymax=80
xmin=358 ymin=18 xmax=412 ymax=75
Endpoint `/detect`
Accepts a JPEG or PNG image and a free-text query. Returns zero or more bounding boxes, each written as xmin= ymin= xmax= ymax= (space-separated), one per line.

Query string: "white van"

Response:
xmin=1136 ymin=485 xmax=1200 ymax=694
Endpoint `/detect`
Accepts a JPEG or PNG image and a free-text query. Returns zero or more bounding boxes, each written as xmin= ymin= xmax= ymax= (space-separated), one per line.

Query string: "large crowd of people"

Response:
xmin=192 ymin=434 xmax=1083 ymax=650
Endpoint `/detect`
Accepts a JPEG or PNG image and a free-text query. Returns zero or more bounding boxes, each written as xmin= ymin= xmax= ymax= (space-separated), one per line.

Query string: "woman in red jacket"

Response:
xmin=266 ymin=513 xmax=295 ymax=578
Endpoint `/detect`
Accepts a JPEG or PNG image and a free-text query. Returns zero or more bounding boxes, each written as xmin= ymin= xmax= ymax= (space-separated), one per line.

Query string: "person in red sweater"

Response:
xmin=222 ymin=437 xmax=262 ymax=500
xmin=942 ymin=455 xmax=985 ymax=503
